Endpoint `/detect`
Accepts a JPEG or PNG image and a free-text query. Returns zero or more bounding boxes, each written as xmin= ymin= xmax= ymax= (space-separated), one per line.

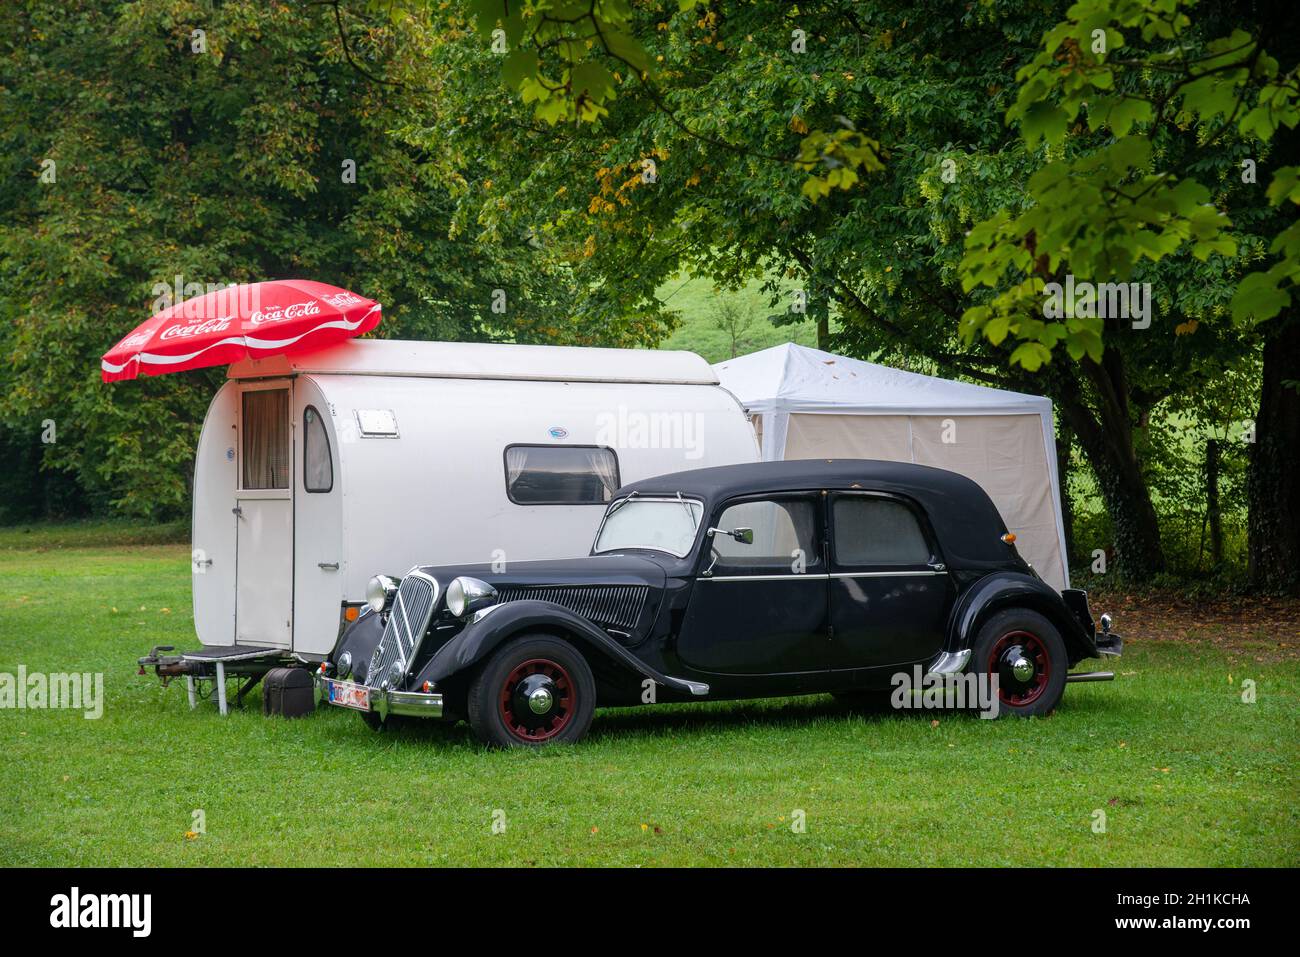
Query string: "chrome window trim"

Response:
xmin=703 ymin=573 xmax=832 ymax=582
xmin=701 ymin=570 xmax=945 ymax=582
xmin=830 ymin=570 xmax=945 ymax=578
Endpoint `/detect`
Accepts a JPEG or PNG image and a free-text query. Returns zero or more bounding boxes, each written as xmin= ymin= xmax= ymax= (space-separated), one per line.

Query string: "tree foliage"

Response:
xmin=0 ymin=0 xmax=655 ymax=517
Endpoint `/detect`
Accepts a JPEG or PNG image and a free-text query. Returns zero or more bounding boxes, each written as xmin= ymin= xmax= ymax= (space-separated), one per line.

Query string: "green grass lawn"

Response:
xmin=1 ymin=540 xmax=1296 ymax=867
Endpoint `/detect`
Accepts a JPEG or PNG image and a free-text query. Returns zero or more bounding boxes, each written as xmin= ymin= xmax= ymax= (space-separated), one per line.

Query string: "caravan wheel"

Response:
xmin=467 ymin=634 xmax=596 ymax=748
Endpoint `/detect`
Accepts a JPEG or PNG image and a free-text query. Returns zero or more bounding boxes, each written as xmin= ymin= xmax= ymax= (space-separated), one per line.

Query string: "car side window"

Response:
xmin=832 ymin=495 xmax=933 ymax=566
xmin=711 ymin=497 xmax=822 ymax=575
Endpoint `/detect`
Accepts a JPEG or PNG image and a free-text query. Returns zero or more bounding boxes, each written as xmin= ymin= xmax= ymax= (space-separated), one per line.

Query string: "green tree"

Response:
xmin=406 ymin=0 xmax=1280 ymax=581
xmin=957 ymin=0 xmax=1298 ymax=588
xmin=0 ymin=0 xmax=648 ymax=517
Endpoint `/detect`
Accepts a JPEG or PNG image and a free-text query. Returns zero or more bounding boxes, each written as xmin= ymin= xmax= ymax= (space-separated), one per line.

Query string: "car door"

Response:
xmin=825 ymin=491 xmax=953 ymax=672
xmin=677 ymin=493 xmax=830 ymax=676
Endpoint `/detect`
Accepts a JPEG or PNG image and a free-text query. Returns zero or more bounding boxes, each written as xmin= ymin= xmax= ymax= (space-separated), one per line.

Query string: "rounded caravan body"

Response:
xmin=192 ymin=339 xmax=759 ymax=659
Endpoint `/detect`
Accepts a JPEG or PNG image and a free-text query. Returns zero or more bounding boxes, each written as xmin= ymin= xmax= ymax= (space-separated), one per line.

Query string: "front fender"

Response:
xmin=947 ymin=572 xmax=1098 ymax=665
xmin=412 ymin=600 xmax=707 ymax=697
xmin=332 ymin=608 xmax=384 ymax=683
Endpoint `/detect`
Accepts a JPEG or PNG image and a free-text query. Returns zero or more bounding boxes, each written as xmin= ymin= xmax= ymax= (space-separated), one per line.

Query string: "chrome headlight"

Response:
xmin=446 ymin=576 xmax=498 ymax=618
xmin=366 ymin=575 xmax=399 ymax=614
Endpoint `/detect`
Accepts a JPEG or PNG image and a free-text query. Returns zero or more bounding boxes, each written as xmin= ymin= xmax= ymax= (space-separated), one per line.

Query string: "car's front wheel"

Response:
xmin=467 ymin=633 xmax=596 ymax=747
xmin=969 ymin=608 xmax=1067 ymax=718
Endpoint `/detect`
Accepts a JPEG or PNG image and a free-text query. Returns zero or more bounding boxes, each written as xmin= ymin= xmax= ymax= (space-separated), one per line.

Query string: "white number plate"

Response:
xmin=326 ymin=678 xmax=370 ymax=711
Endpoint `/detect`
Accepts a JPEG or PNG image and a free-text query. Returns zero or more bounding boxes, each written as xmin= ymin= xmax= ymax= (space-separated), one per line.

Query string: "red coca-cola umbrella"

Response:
xmin=101 ymin=279 xmax=381 ymax=383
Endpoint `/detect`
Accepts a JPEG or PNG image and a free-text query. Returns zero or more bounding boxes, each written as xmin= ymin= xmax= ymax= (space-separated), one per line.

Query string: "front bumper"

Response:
xmin=315 ymin=675 xmax=443 ymax=719
xmin=1094 ymin=631 xmax=1123 ymax=658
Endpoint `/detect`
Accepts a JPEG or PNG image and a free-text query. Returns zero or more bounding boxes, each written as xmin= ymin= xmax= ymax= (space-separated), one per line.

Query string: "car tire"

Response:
xmin=467 ymin=633 xmax=597 ymax=748
xmin=969 ymin=608 xmax=1067 ymax=718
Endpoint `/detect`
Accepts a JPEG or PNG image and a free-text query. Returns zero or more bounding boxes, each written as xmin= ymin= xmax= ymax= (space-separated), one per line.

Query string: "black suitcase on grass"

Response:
xmin=263 ymin=667 xmax=315 ymax=718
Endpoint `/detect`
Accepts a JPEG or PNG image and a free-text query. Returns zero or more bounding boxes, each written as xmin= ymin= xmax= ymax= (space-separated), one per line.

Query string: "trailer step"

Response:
xmin=139 ymin=645 xmax=296 ymax=715
xmin=179 ymin=644 xmax=287 ymax=663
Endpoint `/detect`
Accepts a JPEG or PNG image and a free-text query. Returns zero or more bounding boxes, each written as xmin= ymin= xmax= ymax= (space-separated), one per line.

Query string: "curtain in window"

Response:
xmin=242 ymin=390 xmax=290 ymax=490
xmin=584 ymin=448 xmax=619 ymax=501
xmin=505 ymin=447 xmax=529 ymax=489
xmin=505 ymin=446 xmax=621 ymax=504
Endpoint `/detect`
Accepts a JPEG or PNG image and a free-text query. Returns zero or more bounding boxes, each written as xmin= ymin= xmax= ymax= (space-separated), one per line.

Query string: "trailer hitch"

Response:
xmin=137 ymin=645 xmax=191 ymax=686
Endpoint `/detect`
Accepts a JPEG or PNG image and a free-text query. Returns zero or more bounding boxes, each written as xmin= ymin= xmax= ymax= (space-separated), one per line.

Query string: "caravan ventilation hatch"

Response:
xmin=355 ymin=409 xmax=399 ymax=438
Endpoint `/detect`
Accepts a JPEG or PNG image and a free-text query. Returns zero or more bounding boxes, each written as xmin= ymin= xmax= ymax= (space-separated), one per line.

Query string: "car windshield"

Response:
xmin=593 ymin=497 xmax=703 ymax=557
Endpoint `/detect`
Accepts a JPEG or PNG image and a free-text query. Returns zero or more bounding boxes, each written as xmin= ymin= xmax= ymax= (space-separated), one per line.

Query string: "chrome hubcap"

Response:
xmin=527 ymin=685 xmax=554 ymax=714
xmin=1010 ymin=655 xmax=1035 ymax=682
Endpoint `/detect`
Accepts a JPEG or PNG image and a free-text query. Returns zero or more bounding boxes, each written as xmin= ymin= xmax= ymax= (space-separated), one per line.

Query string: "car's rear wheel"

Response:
xmin=969 ymin=608 xmax=1067 ymax=718
xmin=467 ymin=633 xmax=596 ymax=747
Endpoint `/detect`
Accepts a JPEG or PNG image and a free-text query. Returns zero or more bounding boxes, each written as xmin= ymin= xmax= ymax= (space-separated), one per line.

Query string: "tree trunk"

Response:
xmin=1053 ymin=359 xmax=1166 ymax=581
xmin=1055 ymin=421 xmax=1076 ymax=564
xmin=1205 ymin=438 xmax=1222 ymax=568
xmin=1247 ymin=315 xmax=1300 ymax=593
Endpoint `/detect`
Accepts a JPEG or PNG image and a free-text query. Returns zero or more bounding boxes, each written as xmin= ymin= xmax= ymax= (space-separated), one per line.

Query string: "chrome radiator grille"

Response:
xmin=366 ymin=572 xmax=439 ymax=689
xmin=496 ymin=584 xmax=648 ymax=632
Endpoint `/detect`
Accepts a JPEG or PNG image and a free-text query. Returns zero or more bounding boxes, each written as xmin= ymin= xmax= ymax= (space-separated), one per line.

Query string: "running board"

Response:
xmin=1067 ymin=671 xmax=1115 ymax=683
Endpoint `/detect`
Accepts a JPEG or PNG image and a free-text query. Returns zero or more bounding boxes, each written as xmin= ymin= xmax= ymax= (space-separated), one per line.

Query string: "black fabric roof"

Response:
xmin=617 ymin=458 xmax=1017 ymax=571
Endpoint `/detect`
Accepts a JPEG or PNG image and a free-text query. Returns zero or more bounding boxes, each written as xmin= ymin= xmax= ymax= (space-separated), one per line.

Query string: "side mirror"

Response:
xmin=732 ymin=527 xmax=754 ymax=545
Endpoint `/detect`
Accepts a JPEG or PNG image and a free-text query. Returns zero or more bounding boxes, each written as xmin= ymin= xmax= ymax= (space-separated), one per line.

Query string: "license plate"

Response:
xmin=326 ymin=678 xmax=370 ymax=711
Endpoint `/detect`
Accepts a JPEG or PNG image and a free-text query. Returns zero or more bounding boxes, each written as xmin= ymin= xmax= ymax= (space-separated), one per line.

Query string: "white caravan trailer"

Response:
xmin=190 ymin=338 xmax=759 ymax=664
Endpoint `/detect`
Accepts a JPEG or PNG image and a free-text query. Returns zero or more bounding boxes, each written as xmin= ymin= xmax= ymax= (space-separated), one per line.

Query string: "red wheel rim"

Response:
xmin=498 ymin=658 xmax=574 ymax=742
xmin=987 ymin=630 xmax=1051 ymax=707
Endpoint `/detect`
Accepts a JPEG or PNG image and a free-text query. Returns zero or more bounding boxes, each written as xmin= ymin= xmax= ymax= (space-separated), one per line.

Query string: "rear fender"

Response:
xmin=412 ymin=600 xmax=705 ymax=697
xmin=947 ymin=572 xmax=1098 ymax=666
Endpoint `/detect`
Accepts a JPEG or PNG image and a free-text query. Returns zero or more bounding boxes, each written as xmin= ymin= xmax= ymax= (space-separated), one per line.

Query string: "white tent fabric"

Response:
xmin=714 ymin=343 xmax=1069 ymax=590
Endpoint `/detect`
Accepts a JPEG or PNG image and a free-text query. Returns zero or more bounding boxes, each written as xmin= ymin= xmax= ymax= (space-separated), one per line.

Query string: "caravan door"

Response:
xmin=234 ymin=381 xmax=293 ymax=648
xmin=292 ymin=377 xmax=344 ymax=656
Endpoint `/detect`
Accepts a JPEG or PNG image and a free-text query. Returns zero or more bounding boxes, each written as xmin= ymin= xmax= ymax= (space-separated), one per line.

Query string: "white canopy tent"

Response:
xmin=714 ymin=343 xmax=1069 ymax=590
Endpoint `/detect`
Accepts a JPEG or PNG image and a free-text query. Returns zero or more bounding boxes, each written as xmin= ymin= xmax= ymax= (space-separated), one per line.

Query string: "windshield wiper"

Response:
xmin=606 ymin=490 xmax=638 ymax=516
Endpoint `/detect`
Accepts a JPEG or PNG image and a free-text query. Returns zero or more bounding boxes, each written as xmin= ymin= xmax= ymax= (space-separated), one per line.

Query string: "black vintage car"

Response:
xmin=317 ymin=459 xmax=1122 ymax=746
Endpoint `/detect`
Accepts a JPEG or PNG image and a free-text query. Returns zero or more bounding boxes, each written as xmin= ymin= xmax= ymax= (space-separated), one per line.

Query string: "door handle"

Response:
xmin=318 ymin=562 xmax=340 ymax=571
xmin=232 ymin=506 xmax=243 ymax=518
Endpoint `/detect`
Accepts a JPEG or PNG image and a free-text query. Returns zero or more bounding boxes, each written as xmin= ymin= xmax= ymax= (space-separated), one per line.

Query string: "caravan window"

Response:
xmin=504 ymin=445 xmax=620 ymax=505
xmin=303 ymin=406 xmax=333 ymax=493
xmin=242 ymin=389 xmax=290 ymax=490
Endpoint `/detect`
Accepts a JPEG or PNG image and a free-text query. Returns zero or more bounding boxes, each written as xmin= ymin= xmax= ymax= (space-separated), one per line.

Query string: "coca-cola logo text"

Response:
xmin=160 ymin=318 xmax=233 ymax=340
xmin=321 ymin=292 xmax=366 ymax=308
xmin=250 ymin=300 xmax=321 ymax=325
